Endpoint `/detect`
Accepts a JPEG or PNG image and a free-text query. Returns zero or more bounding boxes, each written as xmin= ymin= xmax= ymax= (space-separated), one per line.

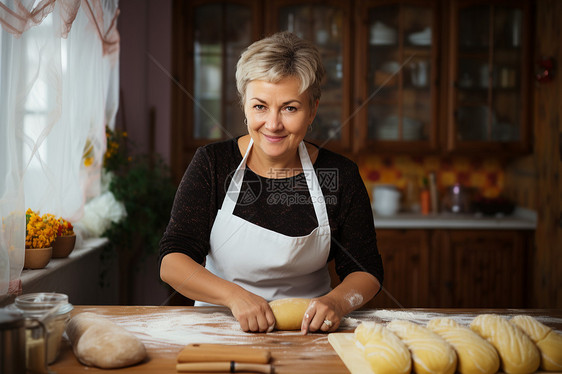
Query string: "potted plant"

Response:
xmin=100 ymin=126 xmax=176 ymax=303
xmin=52 ymin=217 xmax=76 ymax=258
xmin=25 ymin=209 xmax=58 ymax=269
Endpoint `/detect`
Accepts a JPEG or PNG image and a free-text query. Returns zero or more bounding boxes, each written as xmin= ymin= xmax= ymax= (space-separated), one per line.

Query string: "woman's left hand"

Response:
xmin=300 ymin=295 xmax=343 ymax=335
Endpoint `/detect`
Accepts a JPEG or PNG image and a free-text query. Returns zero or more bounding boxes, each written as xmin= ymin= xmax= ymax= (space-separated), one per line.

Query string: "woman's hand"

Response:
xmin=300 ymin=295 xmax=344 ymax=335
xmin=226 ymin=289 xmax=276 ymax=333
xmin=300 ymin=272 xmax=381 ymax=335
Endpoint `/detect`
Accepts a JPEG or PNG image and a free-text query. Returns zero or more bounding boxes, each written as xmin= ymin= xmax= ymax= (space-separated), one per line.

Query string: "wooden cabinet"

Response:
xmin=266 ymin=1 xmax=353 ymax=153
xmin=368 ymin=229 xmax=430 ymax=308
xmin=431 ymin=229 xmax=531 ymax=308
xmin=355 ymin=0 xmax=440 ymax=154
xmin=171 ymin=1 xmax=263 ymax=179
xmin=446 ymin=0 xmax=532 ymax=153
xmin=371 ymin=228 xmax=532 ymax=308
xmin=171 ymin=1 xmax=533 ymax=180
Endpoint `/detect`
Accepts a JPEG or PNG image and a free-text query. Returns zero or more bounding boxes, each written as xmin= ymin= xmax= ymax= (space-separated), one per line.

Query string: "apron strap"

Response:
xmin=221 ymin=138 xmax=330 ymax=229
xmin=298 ymin=142 xmax=330 ymax=228
xmin=221 ymin=138 xmax=253 ymax=214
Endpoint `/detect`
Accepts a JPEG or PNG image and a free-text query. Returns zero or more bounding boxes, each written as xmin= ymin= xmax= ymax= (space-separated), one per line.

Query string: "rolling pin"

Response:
xmin=177 ymin=343 xmax=271 ymax=364
xmin=176 ymin=362 xmax=273 ymax=373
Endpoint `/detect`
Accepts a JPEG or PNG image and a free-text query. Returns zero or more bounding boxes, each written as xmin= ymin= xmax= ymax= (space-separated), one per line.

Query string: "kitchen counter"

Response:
xmin=374 ymin=207 xmax=537 ymax=230
xmin=50 ymin=306 xmax=561 ymax=374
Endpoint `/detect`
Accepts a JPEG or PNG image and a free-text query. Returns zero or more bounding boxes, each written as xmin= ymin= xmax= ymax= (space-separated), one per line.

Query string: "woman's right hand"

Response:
xmin=226 ymin=288 xmax=276 ymax=333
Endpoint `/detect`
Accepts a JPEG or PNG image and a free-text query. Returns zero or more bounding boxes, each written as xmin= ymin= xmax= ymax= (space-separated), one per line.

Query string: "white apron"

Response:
xmin=197 ymin=138 xmax=332 ymax=305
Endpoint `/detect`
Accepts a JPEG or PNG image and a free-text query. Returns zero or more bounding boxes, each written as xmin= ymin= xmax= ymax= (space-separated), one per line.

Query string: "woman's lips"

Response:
xmin=262 ymin=134 xmax=286 ymax=143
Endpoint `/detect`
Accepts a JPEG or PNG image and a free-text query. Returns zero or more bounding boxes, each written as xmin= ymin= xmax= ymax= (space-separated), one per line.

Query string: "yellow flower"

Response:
xmin=84 ymin=157 xmax=94 ymax=167
xmin=25 ymin=209 xmax=58 ymax=248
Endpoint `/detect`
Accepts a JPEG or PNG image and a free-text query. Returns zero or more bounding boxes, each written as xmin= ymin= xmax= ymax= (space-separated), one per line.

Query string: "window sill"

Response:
xmin=1 ymin=237 xmax=118 ymax=307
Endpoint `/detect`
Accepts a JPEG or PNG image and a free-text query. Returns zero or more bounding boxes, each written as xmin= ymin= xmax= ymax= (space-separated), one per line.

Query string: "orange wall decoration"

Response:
xmin=358 ymin=154 xmax=505 ymax=201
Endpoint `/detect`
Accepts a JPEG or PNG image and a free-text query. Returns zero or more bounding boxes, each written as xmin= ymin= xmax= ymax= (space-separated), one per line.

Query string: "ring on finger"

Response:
xmin=323 ymin=319 xmax=333 ymax=327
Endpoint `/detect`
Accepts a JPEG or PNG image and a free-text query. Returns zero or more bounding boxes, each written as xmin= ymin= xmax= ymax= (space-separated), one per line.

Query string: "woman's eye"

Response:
xmin=254 ymin=104 xmax=265 ymax=111
xmin=285 ymin=106 xmax=297 ymax=112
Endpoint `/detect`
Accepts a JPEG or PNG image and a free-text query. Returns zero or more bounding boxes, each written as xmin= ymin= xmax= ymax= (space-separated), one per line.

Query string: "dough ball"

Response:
xmin=470 ymin=314 xmax=539 ymax=374
xmin=387 ymin=319 xmax=457 ymax=374
xmin=65 ymin=311 xmax=106 ymax=343
xmin=427 ymin=317 xmax=499 ymax=374
xmin=510 ymin=315 xmax=562 ymax=371
xmin=269 ymin=298 xmax=310 ymax=330
xmin=65 ymin=312 xmax=146 ymax=369
xmin=354 ymin=322 xmax=411 ymax=374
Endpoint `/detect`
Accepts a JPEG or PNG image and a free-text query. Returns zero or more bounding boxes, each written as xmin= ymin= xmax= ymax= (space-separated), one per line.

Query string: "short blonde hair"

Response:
xmin=235 ymin=31 xmax=325 ymax=109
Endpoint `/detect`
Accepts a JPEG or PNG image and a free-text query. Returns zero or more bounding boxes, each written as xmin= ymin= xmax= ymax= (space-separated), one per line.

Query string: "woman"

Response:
xmin=159 ymin=31 xmax=383 ymax=334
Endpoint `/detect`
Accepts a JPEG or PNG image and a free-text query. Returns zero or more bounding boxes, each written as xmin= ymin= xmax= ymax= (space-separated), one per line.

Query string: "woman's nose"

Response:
xmin=264 ymin=112 xmax=283 ymax=131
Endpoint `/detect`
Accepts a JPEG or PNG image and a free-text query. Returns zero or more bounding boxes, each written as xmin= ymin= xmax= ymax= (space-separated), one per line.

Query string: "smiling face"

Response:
xmin=244 ymin=76 xmax=318 ymax=167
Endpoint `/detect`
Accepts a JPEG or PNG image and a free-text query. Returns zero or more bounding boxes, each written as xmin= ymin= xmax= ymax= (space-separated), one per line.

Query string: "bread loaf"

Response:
xmin=470 ymin=314 xmax=539 ymax=374
xmin=354 ymin=322 xmax=411 ymax=374
xmin=427 ymin=317 xmax=499 ymax=374
xmin=387 ymin=319 xmax=457 ymax=374
xmin=510 ymin=315 xmax=562 ymax=371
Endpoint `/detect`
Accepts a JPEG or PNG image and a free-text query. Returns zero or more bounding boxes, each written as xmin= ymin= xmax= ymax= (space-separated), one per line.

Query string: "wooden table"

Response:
xmin=49 ymin=306 xmax=562 ymax=374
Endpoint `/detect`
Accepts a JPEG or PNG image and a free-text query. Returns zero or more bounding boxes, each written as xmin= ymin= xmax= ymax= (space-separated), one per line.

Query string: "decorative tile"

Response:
xmin=359 ymin=154 xmax=505 ymax=198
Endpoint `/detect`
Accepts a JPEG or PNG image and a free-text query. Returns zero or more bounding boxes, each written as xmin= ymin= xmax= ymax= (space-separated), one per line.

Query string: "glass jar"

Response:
xmin=7 ymin=293 xmax=73 ymax=365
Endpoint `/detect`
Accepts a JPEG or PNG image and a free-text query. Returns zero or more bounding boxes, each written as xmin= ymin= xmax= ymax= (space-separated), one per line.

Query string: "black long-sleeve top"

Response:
xmin=159 ymin=137 xmax=383 ymax=286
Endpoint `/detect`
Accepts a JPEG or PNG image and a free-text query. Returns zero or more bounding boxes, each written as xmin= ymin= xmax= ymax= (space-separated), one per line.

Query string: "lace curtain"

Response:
xmin=0 ymin=0 xmax=120 ymax=295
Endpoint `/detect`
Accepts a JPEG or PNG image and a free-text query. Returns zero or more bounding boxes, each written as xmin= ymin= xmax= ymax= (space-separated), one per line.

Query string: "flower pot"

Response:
xmin=24 ymin=247 xmax=52 ymax=269
xmin=52 ymin=234 xmax=76 ymax=258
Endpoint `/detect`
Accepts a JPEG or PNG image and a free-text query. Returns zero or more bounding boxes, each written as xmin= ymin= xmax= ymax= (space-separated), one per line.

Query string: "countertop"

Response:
xmin=373 ymin=206 xmax=537 ymax=230
xmin=49 ymin=306 xmax=562 ymax=374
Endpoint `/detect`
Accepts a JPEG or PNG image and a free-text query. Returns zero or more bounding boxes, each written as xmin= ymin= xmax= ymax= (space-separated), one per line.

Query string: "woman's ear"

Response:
xmin=310 ymin=99 xmax=320 ymax=121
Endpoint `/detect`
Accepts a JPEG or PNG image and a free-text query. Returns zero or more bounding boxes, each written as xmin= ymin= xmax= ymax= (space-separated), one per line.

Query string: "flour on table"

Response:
xmin=76 ymin=308 xmax=334 ymax=352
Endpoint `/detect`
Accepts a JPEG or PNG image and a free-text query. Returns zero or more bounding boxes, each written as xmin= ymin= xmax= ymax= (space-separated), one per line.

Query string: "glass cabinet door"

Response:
xmin=449 ymin=1 xmax=529 ymax=151
xmin=192 ymin=3 xmax=254 ymax=141
xmin=273 ymin=1 xmax=351 ymax=151
xmin=358 ymin=1 xmax=438 ymax=152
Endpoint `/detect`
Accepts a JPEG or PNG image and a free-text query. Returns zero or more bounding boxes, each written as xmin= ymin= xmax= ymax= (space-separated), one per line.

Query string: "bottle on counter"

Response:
xmin=428 ymin=172 xmax=439 ymax=214
xmin=420 ymin=178 xmax=430 ymax=215
xmin=404 ymin=174 xmax=421 ymax=213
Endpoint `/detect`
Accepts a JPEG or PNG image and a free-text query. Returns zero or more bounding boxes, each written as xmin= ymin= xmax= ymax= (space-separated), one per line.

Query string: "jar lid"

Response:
xmin=7 ymin=293 xmax=73 ymax=318
xmin=0 ymin=309 xmax=25 ymax=330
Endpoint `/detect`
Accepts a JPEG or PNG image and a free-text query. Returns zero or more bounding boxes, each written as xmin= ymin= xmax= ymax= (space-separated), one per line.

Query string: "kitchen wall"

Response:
xmin=118 ymin=0 xmax=172 ymax=166
xmin=117 ymin=0 xmax=173 ymax=305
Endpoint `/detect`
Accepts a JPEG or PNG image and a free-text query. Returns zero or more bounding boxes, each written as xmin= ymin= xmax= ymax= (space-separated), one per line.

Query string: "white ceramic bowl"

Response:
xmin=373 ymin=185 xmax=401 ymax=216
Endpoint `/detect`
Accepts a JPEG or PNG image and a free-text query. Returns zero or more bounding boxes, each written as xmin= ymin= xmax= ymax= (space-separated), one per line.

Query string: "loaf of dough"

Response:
xmin=510 ymin=315 xmax=562 ymax=371
xmin=470 ymin=314 xmax=539 ymax=374
xmin=65 ymin=312 xmax=146 ymax=369
xmin=427 ymin=317 xmax=499 ymax=374
xmin=269 ymin=298 xmax=311 ymax=330
xmin=354 ymin=322 xmax=411 ymax=374
xmin=387 ymin=319 xmax=457 ymax=374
